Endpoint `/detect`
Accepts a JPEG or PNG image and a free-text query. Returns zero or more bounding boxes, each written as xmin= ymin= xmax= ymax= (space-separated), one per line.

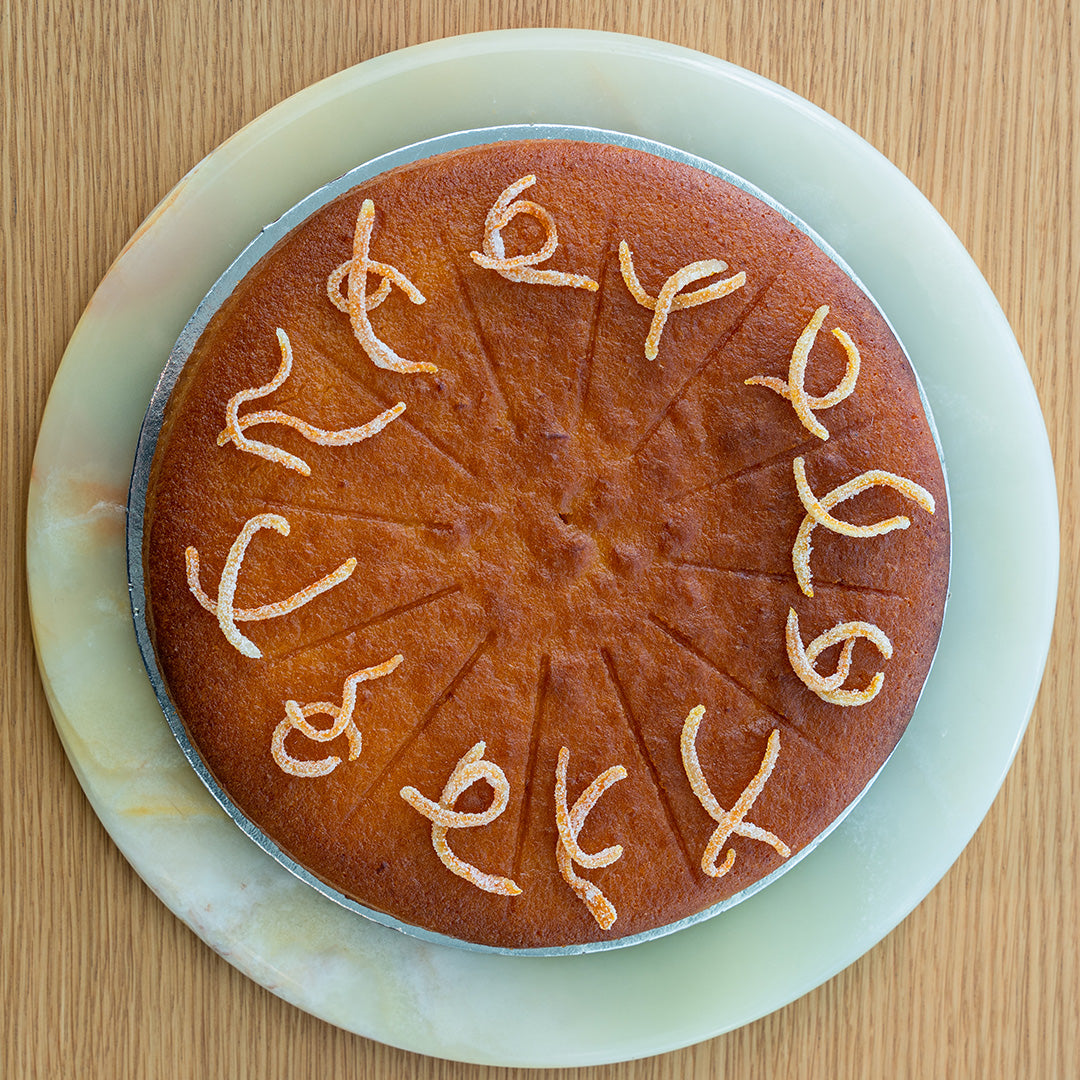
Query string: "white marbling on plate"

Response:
xmin=27 ymin=29 xmax=1058 ymax=1068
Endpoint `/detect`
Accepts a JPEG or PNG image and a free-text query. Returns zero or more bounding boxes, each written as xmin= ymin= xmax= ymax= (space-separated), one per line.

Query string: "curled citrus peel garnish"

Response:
xmin=744 ymin=305 xmax=860 ymax=440
xmin=400 ymin=741 xmax=522 ymax=896
xmin=792 ymin=456 xmax=936 ymax=597
xmin=618 ymin=240 xmax=746 ymax=360
xmin=217 ymin=328 xmax=405 ymax=475
xmin=185 ymin=513 xmax=356 ymax=659
xmin=680 ymin=706 xmax=790 ymax=878
xmin=271 ymin=654 xmax=403 ymax=777
xmin=785 ymin=608 xmax=892 ymax=705
xmin=469 ymin=174 xmax=599 ymax=290
xmin=554 ymin=746 xmax=627 ymax=930
xmin=328 ymin=199 xmax=436 ymax=374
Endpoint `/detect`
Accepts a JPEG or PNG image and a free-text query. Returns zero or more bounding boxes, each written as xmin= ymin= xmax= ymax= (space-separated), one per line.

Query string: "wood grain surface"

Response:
xmin=3 ymin=2 xmax=1076 ymax=1077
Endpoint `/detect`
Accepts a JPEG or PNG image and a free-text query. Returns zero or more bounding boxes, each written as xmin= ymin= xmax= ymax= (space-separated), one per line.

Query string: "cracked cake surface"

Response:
xmin=142 ymin=139 xmax=949 ymax=948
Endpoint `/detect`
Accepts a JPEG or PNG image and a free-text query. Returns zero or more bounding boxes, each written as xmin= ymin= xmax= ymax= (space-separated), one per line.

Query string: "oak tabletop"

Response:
xmin=4 ymin=3 xmax=1076 ymax=1078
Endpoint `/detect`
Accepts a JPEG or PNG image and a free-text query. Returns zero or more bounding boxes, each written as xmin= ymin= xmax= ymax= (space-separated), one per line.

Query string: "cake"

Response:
xmin=140 ymin=138 xmax=949 ymax=949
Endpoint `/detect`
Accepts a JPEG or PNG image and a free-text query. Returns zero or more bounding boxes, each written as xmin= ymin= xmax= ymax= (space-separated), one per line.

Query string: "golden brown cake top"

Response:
xmin=143 ymin=139 xmax=949 ymax=949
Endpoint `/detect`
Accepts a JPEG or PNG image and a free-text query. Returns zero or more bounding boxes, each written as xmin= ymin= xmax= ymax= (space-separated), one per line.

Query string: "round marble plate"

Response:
xmin=27 ymin=29 xmax=1058 ymax=1067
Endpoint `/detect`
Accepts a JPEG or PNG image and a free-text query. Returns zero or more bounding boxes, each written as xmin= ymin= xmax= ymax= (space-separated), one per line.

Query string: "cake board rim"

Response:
xmin=126 ymin=122 xmax=951 ymax=957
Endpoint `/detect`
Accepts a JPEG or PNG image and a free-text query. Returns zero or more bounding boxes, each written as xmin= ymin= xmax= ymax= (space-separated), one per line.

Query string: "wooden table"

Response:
xmin=4 ymin=3 xmax=1075 ymax=1076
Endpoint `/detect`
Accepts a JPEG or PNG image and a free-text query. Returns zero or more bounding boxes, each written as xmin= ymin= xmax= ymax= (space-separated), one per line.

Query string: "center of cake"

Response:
xmin=517 ymin=497 xmax=602 ymax=584
xmin=415 ymin=455 xmax=656 ymax=655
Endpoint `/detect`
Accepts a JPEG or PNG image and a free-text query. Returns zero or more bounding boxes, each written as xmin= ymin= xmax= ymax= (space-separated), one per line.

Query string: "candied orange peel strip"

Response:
xmin=680 ymin=706 xmax=790 ymax=878
xmin=792 ymin=456 xmax=936 ymax=597
xmin=618 ymin=240 xmax=746 ymax=360
xmin=217 ymin=328 xmax=405 ymax=475
xmin=185 ymin=513 xmax=356 ymax=659
xmin=400 ymin=741 xmax=522 ymax=896
xmin=785 ymin=608 xmax=892 ymax=706
xmin=469 ymin=174 xmax=599 ymax=291
xmin=744 ymin=305 xmax=860 ymax=440
xmin=554 ymin=746 xmax=627 ymax=931
xmin=271 ymin=654 xmax=403 ymax=777
xmin=327 ymin=199 xmax=436 ymax=374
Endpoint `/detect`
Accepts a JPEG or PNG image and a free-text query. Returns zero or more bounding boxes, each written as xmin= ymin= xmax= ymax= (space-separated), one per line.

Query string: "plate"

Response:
xmin=26 ymin=29 xmax=1058 ymax=1066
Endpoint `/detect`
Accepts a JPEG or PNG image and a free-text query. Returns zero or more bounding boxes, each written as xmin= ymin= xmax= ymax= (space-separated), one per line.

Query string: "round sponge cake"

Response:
xmin=140 ymin=138 xmax=949 ymax=949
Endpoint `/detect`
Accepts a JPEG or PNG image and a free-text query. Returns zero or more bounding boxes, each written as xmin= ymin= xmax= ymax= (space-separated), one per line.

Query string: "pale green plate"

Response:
xmin=27 ymin=29 xmax=1057 ymax=1067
